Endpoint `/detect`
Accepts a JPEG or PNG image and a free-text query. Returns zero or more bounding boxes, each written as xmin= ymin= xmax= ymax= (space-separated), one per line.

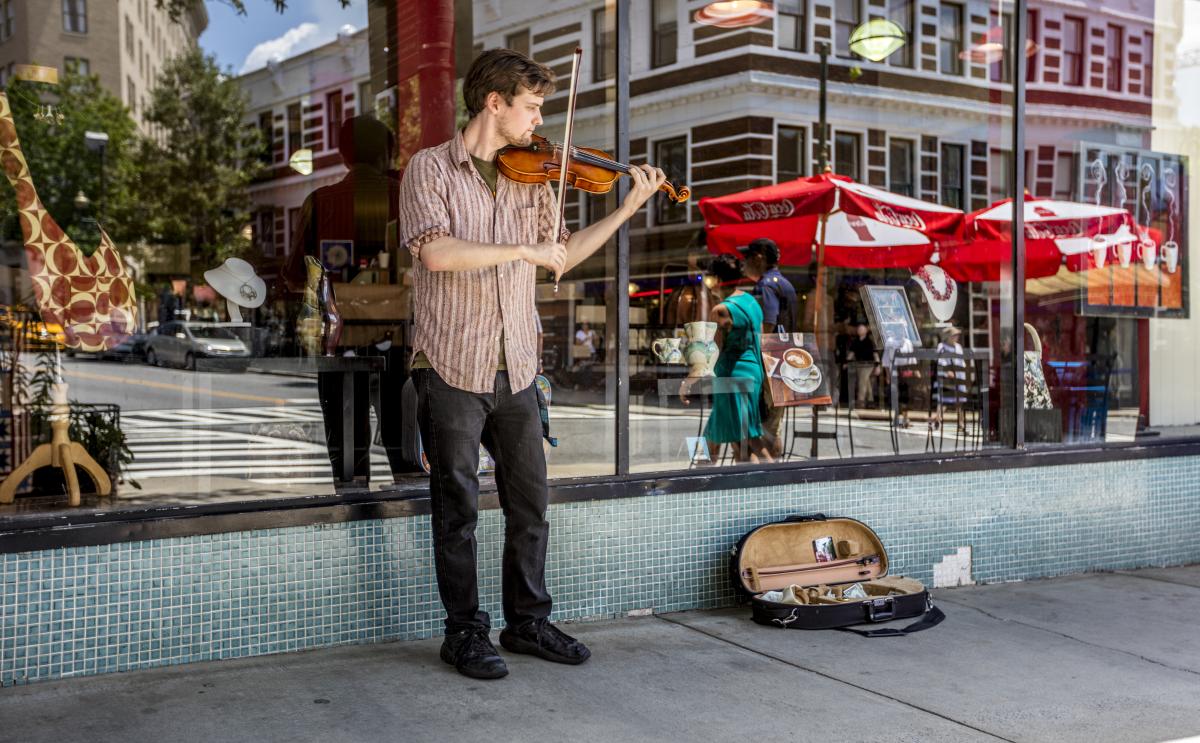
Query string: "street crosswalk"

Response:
xmin=119 ymin=403 xmax=687 ymax=485
xmin=121 ymin=405 xmax=393 ymax=484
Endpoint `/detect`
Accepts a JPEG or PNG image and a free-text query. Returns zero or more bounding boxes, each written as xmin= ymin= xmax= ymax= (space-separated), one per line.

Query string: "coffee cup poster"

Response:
xmin=1077 ymin=144 xmax=1188 ymax=319
xmin=761 ymin=334 xmax=832 ymax=407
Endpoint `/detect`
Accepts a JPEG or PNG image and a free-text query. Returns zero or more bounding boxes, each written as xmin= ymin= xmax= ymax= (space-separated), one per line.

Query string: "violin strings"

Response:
xmin=547 ymin=140 xmax=632 ymax=174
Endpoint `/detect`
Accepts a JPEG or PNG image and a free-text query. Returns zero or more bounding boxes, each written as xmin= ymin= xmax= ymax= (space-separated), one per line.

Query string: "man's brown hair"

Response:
xmin=463 ymin=48 xmax=556 ymax=118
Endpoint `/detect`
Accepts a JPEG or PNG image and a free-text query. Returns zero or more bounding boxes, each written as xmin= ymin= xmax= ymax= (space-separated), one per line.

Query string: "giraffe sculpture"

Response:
xmin=0 ymin=90 xmax=134 ymax=503
xmin=0 ymin=91 xmax=138 ymax=352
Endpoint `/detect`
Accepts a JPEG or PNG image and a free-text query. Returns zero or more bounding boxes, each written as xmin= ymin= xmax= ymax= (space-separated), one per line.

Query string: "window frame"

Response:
xmin=1062 ymin=16 xmax=1085 ymax=87
xmin=835 ymin=0 xmax=863 ymax=59
xmin=939 ymin=141 xmax=966 ymax=210
xmin=776 ymin=0 xmax=807 ymax=53
xmin=776 ymin=123 xmax=808 ymax=183
xmin=0 ymin=0 xmax=14 ymax=44
xmin=1106 ymin=23 xmax=1123 ymax=93
xmin=938 ymin=2 xmax=964 ymax=76
xmin=1025 ymin=8 xmax=1039 ymax=83
xmin=504 ymin=28 xmax=530 ymax=57
xmin=325 ymin=90 xmax=344 ymax=153
xmin=888 ymin=137 xmax=916 ymax=197
xmin=989 ymin=10 xmax=1013 ymax=84
xmin=62 ymin=0 xmax=87 ymax=34
xmin=650 ymin=0 xmax=677 ymax=68
xmin=833 ymin=130 xmax=863 ymax=182
xmin=651 ymin=135 xmax=688 ymax=226
xmin=887 ymin=0 xmax=915 ymax=69
xmin=286 ymin=102 xmax=302 ymax=157
xmin=592 ymin=8 xmax=614 ymax=83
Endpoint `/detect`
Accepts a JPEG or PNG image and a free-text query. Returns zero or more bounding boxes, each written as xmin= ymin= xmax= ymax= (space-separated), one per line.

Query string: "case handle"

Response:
xmin=839 ymin=600 xmax=946 ymax=638
xmin=782 ymin=514 xmax=828 ymax=523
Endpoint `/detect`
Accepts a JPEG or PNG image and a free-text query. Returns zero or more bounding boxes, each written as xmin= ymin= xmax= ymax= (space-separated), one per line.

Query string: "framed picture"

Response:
xmin=760 ymin=333 xmax=832 ymax=407
xmin=1077 ymin=143 xmax=1188 ymax=319
xmin=859 ymin=285 xmax=922 ymax=351
xmin=319 ymin=239 xmax=354 ymax=272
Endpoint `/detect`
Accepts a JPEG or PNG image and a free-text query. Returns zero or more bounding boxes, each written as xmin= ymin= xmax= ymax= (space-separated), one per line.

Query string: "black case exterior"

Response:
xmin=730 ymin=514 xmax=943 ymax=634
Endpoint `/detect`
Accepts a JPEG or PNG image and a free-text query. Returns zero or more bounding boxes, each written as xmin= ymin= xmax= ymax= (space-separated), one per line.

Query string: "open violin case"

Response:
xmin=730 ymin=514 xmax=945 ymax=636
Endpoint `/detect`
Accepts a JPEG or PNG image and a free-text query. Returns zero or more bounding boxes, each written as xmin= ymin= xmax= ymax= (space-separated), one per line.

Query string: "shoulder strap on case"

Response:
xmin=838 ymin=603 xmax=946 ymax=638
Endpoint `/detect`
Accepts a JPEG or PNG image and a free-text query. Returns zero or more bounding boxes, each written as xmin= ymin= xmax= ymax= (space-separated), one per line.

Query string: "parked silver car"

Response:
xmin=144 ymin=322 xmax=250 ymax=370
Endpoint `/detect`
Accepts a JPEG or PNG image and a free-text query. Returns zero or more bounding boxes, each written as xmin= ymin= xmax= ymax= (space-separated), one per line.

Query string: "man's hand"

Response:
xmin=623 ymin=163 xmax=668 ymax=215
xmin=522 ymin=241 xmax=567 ymax=279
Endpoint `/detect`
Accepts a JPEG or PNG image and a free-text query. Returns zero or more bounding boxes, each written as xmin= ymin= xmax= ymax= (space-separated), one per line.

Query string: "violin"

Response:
xmin=497 ymin=134 xmax=691 ymax=204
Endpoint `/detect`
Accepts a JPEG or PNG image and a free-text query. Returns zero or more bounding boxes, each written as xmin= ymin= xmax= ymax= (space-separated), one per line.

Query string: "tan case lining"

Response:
xmin=738 ymin=518 xmax=925 ymax=600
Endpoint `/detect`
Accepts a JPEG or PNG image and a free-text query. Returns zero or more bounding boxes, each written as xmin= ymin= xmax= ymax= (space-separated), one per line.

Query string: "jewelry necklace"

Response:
xmin=914 ymin=266 xmax=954 ymax=302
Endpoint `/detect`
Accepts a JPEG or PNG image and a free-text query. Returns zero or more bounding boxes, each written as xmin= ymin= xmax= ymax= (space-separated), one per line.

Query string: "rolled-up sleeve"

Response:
xmin=538 ymin=182 xmax=572 ymax=245
xmin=398 ymin=152 xmax=452 ymax=261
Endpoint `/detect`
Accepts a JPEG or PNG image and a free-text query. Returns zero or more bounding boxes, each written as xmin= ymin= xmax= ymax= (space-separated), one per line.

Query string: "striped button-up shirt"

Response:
xmin=398 ymin=130 xmax=568 ymax=394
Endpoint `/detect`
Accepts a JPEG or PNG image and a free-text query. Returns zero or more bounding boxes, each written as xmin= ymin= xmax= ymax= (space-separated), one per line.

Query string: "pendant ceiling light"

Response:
xmin=959 ymin=26 xmax=1040 ymax=64
xmin=694 ymin=1 xmax=774 ymax=29
xmin=848 ymin=19 xmax=907 ymax=62
xmin=289 ymin=148 xmax=314 ymax=176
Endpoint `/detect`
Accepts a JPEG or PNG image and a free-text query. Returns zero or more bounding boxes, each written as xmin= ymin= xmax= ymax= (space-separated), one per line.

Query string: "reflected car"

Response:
xmin=96 ymin=331 xmax=150 ymax=362
xmin=0 ymin=307 xmax=67 ymax=349
xmin=144 ymin=322 xmax=250 ymax=370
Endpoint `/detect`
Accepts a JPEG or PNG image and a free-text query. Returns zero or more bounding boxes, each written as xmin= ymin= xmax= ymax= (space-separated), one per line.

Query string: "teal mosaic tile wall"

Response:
xmin=4 ymin=455 xmax=1200 ymax=686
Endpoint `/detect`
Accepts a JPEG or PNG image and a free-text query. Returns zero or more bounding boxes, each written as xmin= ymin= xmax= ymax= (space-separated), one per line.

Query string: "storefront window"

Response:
xmin=629 ymin=0 xmax=1017 ymax=472
xmin=1021 ymin=0 xmax=1197 ymax=447
xmin=1 ymin=0 xmax=1195 ymax=515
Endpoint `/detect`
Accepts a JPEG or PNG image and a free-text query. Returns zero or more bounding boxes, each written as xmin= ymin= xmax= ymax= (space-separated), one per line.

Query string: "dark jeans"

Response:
xmin=414 ymin=368 xmax=552 ymax=634
xmin=317 ymin=346 xmax=410 ymax=481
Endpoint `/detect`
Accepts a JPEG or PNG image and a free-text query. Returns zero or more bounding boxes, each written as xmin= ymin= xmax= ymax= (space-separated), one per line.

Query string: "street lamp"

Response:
xmin=848 ymin=19 xmax=907 ymax=62
xmin=72 ymin=190 xmax=90 ymax=211
xmin=83 ymin=130 xmax=108 ymax=222
xmin=817 ymin=22 xmax=907 ymax=173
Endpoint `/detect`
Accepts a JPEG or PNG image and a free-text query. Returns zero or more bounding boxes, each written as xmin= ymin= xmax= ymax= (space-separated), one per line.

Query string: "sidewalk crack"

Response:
xmin=654 ymin=614 xmax=1014 ymax=743
xmin=934 ymin=596 xmax=1200 ymax=678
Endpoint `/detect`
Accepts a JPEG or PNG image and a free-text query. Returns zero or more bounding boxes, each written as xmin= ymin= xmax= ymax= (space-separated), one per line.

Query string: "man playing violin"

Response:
xmin=398 ymin=48 xmax=666 ymax=680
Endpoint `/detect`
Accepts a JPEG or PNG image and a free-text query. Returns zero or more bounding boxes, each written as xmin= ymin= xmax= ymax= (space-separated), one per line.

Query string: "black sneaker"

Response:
xmin=499 ymin=619 xmax=591 ymax=665
xmin=440 ymin=627 xmax=508 ymax=680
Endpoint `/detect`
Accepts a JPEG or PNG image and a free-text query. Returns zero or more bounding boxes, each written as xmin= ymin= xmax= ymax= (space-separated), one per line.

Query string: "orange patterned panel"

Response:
xmin=1086 ymin=266 xmax=1111 ymax=306
xmin=1110 ymin=266 xmax=1135 ymax=307
xmin=1160 ymin=267 xmax=1183 ymax=310
xmin=0 ymin=93 xmax=137 ymax=351
xmin=1135 ymin=265 xmax=1159 ymax=308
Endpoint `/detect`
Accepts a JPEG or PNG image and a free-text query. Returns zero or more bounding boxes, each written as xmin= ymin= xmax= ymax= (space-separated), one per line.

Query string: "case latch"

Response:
xmin=866 ymin=597 xmax=895 ymax=622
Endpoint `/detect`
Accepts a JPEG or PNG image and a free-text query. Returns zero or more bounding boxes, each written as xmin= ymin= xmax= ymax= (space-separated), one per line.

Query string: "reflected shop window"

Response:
xmin=0 ymin=0 xmax=1196 ymax=514
xmin=0 ymin=1 xmax=618 ymax=512
xmin=1015 ymin=0 xmax=1197 ymax=448
xmin=630 ymin=0 xmax=1019 ymax=471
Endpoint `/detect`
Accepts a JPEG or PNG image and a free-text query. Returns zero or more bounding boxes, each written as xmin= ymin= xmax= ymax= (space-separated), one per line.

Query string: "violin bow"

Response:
xmin=552 ymin=47 xmax=582 ymax=294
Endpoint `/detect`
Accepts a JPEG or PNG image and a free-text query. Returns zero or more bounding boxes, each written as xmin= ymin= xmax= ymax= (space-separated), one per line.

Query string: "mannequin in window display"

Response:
xmin=680 ymin=253 xmax=773 ymax=465
xmin=285 ymin=115 xmax=413 ymax=484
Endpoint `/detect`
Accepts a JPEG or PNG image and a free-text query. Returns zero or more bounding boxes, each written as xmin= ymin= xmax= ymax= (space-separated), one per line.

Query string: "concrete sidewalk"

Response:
xmin=4 ymin=567 xmax=1200 ymax=743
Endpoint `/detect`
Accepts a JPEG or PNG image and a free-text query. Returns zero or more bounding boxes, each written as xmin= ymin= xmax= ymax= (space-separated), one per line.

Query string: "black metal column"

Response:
xmin=1011 ymin=0 xmax=1028 ymax=448
xmin=817 ymin=42 xmax=829 ymax=173
xmin=614 ymin=0 xmax=631 ymax=474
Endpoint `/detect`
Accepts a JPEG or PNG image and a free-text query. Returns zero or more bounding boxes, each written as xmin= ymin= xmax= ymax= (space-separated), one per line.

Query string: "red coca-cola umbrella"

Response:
xmin=940 ymin=197 xmax=1139 ymax=282
xmin=700 ymin=173 xmax=963 ymax=268
xmin=699 ymin=173 xmax=964 ymax=329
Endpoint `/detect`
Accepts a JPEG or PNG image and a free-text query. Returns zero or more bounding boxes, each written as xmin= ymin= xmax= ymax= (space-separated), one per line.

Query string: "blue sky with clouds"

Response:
xmin=200 ymin=0 xmax=1199 ymax=124
xmin=199 ymin=0 xmax=368 ymax=75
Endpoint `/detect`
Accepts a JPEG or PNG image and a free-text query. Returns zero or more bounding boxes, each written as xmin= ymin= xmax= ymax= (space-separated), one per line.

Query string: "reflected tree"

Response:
xmin=133 ymin=48 xmax=263 ymax=268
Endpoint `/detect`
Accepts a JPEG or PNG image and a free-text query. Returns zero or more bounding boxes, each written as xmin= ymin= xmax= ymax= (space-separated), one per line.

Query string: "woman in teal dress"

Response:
xmin=681 ymin=254 xmax=773 ymax=464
